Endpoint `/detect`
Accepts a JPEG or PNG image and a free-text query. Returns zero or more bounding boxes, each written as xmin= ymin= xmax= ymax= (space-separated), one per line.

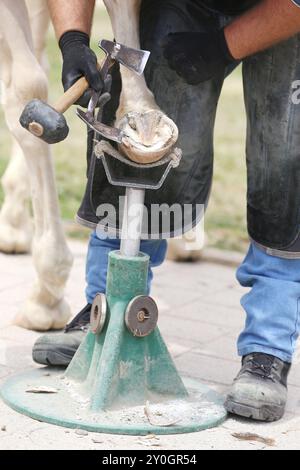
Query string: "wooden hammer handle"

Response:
xmin=52 ymin=58 xmax=112 ymax=115
xmin=53 ymin=76 xmax=89 ymax=114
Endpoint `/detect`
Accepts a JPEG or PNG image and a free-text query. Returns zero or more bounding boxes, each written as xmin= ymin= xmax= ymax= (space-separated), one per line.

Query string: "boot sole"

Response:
xmin=224 ymin=398 xmax=284 ymax=422
xmin=32 ymin=347 xmax=75 ymax=367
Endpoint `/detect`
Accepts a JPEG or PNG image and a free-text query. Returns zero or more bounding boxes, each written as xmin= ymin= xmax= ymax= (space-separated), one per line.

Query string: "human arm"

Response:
xmin=47 ymin=0 xmax=95 ymax=40
xmin=47 ymin=0 xmax=102 ymax=105
xmin=225 ymin=0 xmax=300 ymax=59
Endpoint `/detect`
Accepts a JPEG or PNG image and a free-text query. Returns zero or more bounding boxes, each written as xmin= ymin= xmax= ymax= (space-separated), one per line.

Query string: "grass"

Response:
xmin=0 ymin=6 xmax=248 ymax=252
xmin=211 ymin=69 xmax=248 ymax=252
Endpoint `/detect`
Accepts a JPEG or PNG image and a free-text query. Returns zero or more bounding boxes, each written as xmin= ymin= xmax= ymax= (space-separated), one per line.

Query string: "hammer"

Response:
xmin=19 ymin=40 xmax=150 ymax=145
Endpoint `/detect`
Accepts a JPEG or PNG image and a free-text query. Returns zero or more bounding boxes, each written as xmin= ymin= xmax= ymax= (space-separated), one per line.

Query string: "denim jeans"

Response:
xmin=237 ymin=243 xmax=300 ymax=363
xmin=85 ymin=231 xmax=167 ymax=304
xmin=86 ymin=233 xmax=300 ymax=363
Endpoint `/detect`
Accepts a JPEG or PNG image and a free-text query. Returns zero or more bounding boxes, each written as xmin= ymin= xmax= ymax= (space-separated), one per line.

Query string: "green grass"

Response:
xmin=211 ymin=69 xmax=248 ymax=252
xmin=0 ymin=7 xmax=248 ymax=252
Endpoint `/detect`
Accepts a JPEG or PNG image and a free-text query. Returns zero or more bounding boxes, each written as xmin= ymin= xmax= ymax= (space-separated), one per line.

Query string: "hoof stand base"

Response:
xmin=1 ymin=251 xmax=226 ymax=435
xmin=1 ymin=368 xmax=226 ymax=435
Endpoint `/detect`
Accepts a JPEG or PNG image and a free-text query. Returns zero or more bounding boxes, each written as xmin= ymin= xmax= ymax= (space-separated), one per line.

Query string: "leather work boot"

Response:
xmin=225 ymin=353 xmax=291 ymax=422
xmin=32 ymin=304 xmax=91 ymax=367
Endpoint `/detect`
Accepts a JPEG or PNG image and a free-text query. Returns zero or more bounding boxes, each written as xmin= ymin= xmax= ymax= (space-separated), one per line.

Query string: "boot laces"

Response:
xmin=245 ymin=354 xmax=277 ymax=381
xmin=64 ymin=304 xmax=92 ymax=333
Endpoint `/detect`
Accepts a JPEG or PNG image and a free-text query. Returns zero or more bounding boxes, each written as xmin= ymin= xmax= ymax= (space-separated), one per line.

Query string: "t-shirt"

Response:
xmin=201 ymin=0 xmax=300 ymax=14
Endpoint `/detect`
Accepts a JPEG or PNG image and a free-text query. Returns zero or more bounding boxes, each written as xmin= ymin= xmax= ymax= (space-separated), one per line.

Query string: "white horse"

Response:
xmin=0 ymin=0 xmax=201 ymax=332
xmin=0 ymin=0 xmax=72 ymax=331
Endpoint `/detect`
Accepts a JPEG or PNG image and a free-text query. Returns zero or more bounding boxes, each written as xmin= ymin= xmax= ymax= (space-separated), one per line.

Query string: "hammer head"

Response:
xmin=99 ymin=39 xmax=150 ymax=76
xmin=19 ymin=99 xmax=69 ymax=144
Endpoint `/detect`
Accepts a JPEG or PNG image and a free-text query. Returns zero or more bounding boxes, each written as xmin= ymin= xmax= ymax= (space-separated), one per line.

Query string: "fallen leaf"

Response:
xmin=26 ymin=386 xmax=58 ymax=394
xmin=1 ymin=425 xmax=6 ymax=432
xmin=232 ymin=432 xmax=276 ymax=447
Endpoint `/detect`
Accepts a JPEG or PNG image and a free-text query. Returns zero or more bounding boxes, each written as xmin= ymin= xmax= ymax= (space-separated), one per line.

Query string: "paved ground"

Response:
xmin=0 ymin=240 xmax=300 ymax=450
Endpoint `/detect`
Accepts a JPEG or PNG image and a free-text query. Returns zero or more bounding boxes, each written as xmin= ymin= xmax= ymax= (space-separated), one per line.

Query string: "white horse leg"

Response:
xmin=0 ymin=0 xmax=73 ymax=330
xmin=0 ymin=77 xmax=33 ymax=253
xmin=103 ymin=0 xmax=178 ymax=164
xmin=0 ymin=0 xmax=49 ymax=254
xmin=0 ymin=138 xmax=32 ymax=253
xmin=26 ymin=0 xmax=50 ymax=69
xmin=167 ymin=232 xmax=204 ymax=262
xmin=15 ymin=144 xmax=73 ymax=331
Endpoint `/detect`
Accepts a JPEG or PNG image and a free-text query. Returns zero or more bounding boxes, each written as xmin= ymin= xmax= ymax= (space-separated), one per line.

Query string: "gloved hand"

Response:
xmin=59 ymin=30 xmax=104 ymax=107
xmin=163 ymin=30 xmax=235 ymax=85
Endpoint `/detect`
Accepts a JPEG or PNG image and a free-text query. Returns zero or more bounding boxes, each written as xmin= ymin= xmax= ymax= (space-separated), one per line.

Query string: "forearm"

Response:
xmin=225 ymin=0 xmax=300 ymax=60
xmin=47 ymin=0 xmax=96 ymax=40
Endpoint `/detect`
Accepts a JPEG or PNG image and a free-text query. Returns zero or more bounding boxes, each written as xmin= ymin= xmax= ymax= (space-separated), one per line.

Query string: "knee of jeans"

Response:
xmin=236 ymin=244 xmax=256 ymax=286
xmin=90 ymin=232 xmax=121 ymax=249
xmin=236 ymin=264 xmax=252 ymax=287
xmin=140 ymin=240 xmax=167 ymax=266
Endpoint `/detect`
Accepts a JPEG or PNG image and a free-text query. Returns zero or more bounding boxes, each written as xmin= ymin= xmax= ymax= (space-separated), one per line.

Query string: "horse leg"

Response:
xmin=0 ymin=0 xmax=73 ymax=330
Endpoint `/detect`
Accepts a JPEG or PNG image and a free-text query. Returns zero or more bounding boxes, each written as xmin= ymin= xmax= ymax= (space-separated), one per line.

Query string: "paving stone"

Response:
xmin=285 ymin=384 xmax=300 ymax=416
xmin=0 ymin=326 xmax=40 ymax=345
xmin=288 ymin=363 xmax=300 ymax=388
xmin=203 ymin=284 xmax=246 ymax=310
xmin=159 ymin=314 xmax=232 ymax=345
xmin=192 ymin=334 xmax=240 ymax=363
xmin=0 ymin=365 xmax=15 ymax=380
xmin=151 ymin=284 xmax=210 ymax=311
xmin=162 ymin=299 xmax=244 ymax=330
xmin=165 ymin=338 xmax=196 ymax=357
xmin=0 ymin=339 xmax=34 ymax=369
xmin=152 ymin=260 xmax=231 ymax=295
xmin=175 ymin=351 xmax=239 ymax=386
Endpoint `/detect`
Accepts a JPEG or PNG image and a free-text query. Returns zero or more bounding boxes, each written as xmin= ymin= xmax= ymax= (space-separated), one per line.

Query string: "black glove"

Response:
xmin=163 ymin=30 xmax=235 ymax=85
xmin=59 ymin=30 xmax=104 ymax=107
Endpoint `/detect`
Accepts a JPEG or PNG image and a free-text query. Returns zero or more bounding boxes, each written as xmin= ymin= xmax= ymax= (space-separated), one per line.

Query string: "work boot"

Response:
xmin=225 ymin=353 xmax=291 ymax=422
xmin=32 ymin=304 xmax=91 ymax=367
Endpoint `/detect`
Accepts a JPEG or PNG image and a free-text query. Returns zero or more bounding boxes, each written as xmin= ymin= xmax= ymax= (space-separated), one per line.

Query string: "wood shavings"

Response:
xmin=144 ymin=401 xmax=181 ymax=427
xmin=26 ymin=386 xmax=58 ymax=394
xmin=75 ymin=429 xmax=88 ymax=437
xmin=145 ymin=434 xmax=160 ymax=440
xmin=232 ymin=432 xmax=276 ymax=447
xmin=137 ymin=440 xmax=161 ymax=447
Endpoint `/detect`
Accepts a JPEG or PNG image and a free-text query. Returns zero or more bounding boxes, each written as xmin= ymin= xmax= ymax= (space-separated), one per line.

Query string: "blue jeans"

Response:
xmin=86 ymin=233 xmax=300 ymax=364
xmin=237 ymin=243 xmax=300 ymax=363
xmin=85 ymin=231 xmax=167 ymax=304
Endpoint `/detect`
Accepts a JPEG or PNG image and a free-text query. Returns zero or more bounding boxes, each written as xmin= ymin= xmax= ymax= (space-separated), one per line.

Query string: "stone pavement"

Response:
xmin=0 ymin=240 xmax=300 ymax=450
